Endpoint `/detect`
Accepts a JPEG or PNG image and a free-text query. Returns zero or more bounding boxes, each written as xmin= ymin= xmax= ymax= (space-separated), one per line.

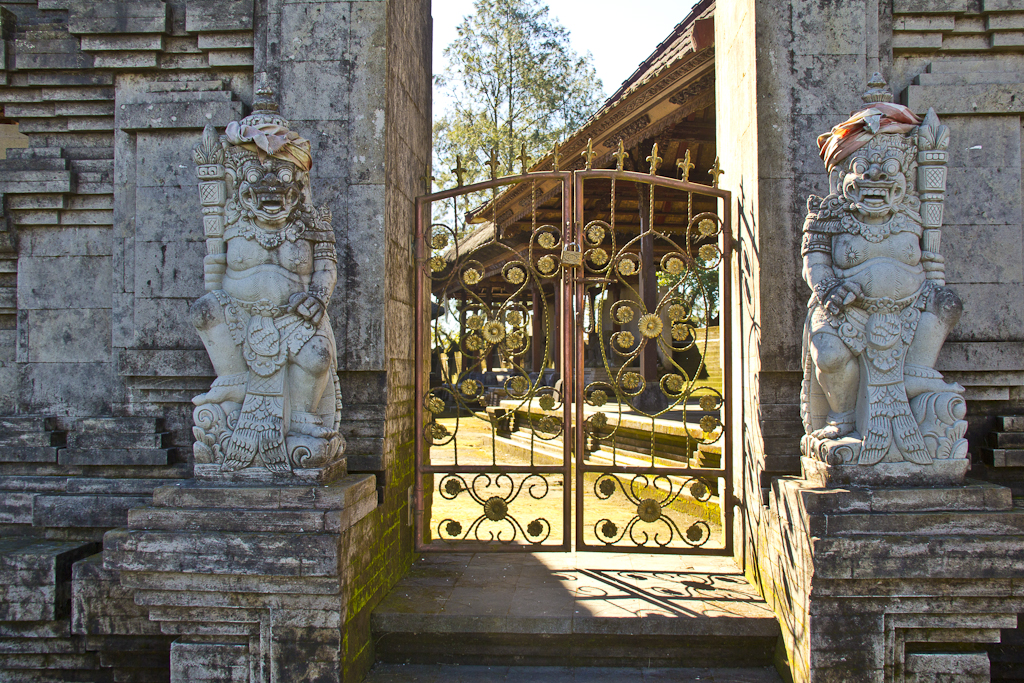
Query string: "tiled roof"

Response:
xmin=596 ymin=0 xmax=715 ymax=118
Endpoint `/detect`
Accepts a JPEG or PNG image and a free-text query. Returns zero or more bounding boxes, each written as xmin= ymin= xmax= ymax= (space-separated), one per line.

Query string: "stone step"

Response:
xmin=365 ymin=663 xmax=785 ymax=682
xmin=814 ymin=509 xmax=1024 ymax=536
xmin=0 ymin=537 xmax=98 ymax=622
xmin=0 ymin=431 xmax=65 ymax=447
xmin=66 ymin=431 xmax=169 ymax=449
xmin=996 ymin=416 xmax=1024 ymax=433
xmin=57 ymin=447 xmax=173 ymax=466
xmin=0 ymin=446 xmax=60 ymax=463
xmin=372 ymin=553 xmax=780 ymax=668
xmin=981 ymin=447 xmax=1024 ymax=468
xmin=989 ymin=431 xmax=1024 ymax=448
xmin=74 ymin=417 xmax=164 ymax=434
xmin=150 ymin=475 xmax=376 ymax=511
xmin=0 ymin=416 xmax=57 ymax=432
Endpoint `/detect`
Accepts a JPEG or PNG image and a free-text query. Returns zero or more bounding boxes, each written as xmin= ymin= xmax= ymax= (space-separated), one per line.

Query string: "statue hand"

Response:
xmin=204 ymin=254 xmax=227 ymax=290
xmin=289 ymin=292 xmax=325 ymax=325
xmin=825 ymin=280 xmax=861 ymax=316
xmin=921 ymin=251 xmax=946 ymax=283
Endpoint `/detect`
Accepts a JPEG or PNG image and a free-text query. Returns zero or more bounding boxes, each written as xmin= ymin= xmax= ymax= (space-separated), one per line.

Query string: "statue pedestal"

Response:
xmin=103 ymin=475 xmax=377 ymax=683
xmin=800 ymin=444 xmax=969 ymax=487
xmin=762 ymin=474 xmax=1024 ymax=682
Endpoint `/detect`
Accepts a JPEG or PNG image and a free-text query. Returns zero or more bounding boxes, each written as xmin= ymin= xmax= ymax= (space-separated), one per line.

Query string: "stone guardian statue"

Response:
xmin=800 ymin=74 xmax=968 ymax=485
xmin=189 ymin=84 xmax=345 ymax=477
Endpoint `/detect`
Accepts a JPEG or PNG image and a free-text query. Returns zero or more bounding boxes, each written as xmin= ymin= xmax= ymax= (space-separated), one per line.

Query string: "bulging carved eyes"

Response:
xmin=882 ymin=159 xmax=900 ymax=177
xmin=851 ymin=158 xmax=868 ymax=175
xmin=245 ymin=169 xmax=262 ymax=184
xmin=278 ymin=168 xmax=293 ymax=183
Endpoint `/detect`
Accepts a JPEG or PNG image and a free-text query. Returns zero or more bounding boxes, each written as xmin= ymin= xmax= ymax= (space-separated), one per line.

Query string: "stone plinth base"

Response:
xmin=800 ymin=454 xmax=970 ymax=487
xmin=760 ymin=474 xmax=1024 ymax=683
xmin=192 ymin=456 xmax=348 ymax=484
xmin=801 ymin=434 xmax=970 ymax=486
xmin=104 ymin=474 xmax=377 ymax=683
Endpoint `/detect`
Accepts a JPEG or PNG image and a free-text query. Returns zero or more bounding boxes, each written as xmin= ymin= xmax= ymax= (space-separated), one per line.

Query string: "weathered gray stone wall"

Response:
xmin=718 ymin=1 xmax=1024 ymax=680
xmin=0 ymin=0 xmax=255 ymax=432
xmin=0 ymin=1 xmax=431 ymax=679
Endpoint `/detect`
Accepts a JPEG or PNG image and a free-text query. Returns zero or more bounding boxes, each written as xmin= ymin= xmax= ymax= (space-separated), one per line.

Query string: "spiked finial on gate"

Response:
xmin=676 ymin=149 xmax=695 ymax=183
xmin=452 ymin=154 xmax=466 ymax=188
xmin=582 ymin=138 xmax=596 ymax=171
xmin=613 ymin=140 xmax=629 ymax=172
xmin=551 ymin=140 xmax=561 ymax=172
xmin=710 ymin=156 xmax=724 ymax=188
xmin=486 ymin=148 xmax=501 ymax=180
xmin=646 ymin=143 xmax=663 ymax=176
xmin=518 ymin=143 xmax=531 ymax=175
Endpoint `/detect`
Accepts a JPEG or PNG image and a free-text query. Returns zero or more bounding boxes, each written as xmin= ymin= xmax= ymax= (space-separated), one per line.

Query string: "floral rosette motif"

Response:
xmin=585 ymin=221 xmax=608 ymax=246
xmin=612 ymin=303 xmax=635 ymax=325
xmin=503 ymin=262 xmax=527 ymax=287
xmin=638 ymin=314 xmax=663 ymax=339
xmin=616 ymin=255 xmax=639 ymax=277
xmin=535 ymin=230 xmax=559 ymax=250
xmin=660 ymin=253 xmax=688 ymax=277
xmin=506 ymin=375 xmax=530 ymax=398
xmin=535 ymin=254 xmax=558 ymax=277
xmin=614 ymin=330 xmax=635 ymax=351
xmin=620 ymin=372 xmax=644 ymax=394
xmin=481 ymin=321 xmax=505 ymax=345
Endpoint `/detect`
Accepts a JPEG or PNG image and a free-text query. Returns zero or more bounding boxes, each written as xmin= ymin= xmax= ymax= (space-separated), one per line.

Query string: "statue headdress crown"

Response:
xmin=816 ymin=73 xmax=921 ymax=171
xmin=224 ymin=73 xmax=312 ymax=171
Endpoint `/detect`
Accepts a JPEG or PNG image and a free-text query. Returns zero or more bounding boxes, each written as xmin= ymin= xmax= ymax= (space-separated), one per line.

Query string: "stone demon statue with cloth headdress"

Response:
xmin=800 ymin=74 xmax=968 ymax=485
xmin=189 ymin=80 xmax=345 ymax=477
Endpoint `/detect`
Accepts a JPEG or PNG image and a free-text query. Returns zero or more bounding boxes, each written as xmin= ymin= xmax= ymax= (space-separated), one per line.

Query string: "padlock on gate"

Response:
xmin=560 ymin=242 xmax=583 ymax=269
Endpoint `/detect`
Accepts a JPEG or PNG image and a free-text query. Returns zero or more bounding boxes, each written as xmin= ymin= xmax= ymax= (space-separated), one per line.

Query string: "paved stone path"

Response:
xmin=375 ymin=552 xmax=777 ymax=629
xmin=365 ymin=663 xmax=785 ymax=682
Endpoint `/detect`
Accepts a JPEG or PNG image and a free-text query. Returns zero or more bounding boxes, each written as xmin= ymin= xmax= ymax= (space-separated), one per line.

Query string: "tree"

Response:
xmin=433 ymin=0 xmax=604 ymax=230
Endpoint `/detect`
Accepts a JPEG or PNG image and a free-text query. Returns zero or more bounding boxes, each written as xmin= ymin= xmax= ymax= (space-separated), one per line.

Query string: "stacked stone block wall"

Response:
xmin=717 ymin=0 xmax=1024 ymax=680
xmin=0 ymin=0 xmax=431 ymax=680
xmin=339 ymin=0 xmax=430 ymax=678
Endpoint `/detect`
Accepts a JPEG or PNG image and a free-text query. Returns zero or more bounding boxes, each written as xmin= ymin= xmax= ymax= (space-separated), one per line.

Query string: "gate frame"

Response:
xmin=570 ymin=169 xmax=733 ymax=556
xmin=413 ymin=169 xmax=733 ymax=554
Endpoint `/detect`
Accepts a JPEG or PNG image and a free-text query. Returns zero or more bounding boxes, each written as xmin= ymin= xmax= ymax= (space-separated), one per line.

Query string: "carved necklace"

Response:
xmin=237 ymin=218 xmax=306 ymax=249
xmin=839 ymin=211 xmax=910 ymax=244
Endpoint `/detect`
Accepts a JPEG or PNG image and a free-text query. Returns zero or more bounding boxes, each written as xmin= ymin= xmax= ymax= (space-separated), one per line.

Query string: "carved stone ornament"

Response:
xmin=800 ymin=73 xmax=967 ymax=486
xmin=190 ymin=76 xmax=345 ymax=480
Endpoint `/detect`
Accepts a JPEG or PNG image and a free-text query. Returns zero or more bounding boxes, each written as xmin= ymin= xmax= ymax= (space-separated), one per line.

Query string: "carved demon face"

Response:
xmin=236 ymin=157 xmax=304 ymax=227
xmin=839 ymin=135 xmax=910 ymax=223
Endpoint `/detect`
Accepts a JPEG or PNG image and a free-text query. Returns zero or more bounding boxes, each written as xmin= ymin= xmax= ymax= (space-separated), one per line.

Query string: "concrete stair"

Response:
xmin=372 ymin=552 xmax=780 ymax=669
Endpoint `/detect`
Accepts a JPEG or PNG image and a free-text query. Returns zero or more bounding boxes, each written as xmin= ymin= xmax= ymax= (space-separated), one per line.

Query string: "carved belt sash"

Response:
xmin=211 ymin=290 xmax=321 ymax=472
xmin=819 ymin=283 xmax=934 ymax=465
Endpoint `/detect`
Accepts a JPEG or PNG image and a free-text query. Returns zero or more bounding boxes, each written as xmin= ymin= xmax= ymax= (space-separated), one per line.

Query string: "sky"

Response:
xmin=431 ymin=0 xmax=701 ymax=114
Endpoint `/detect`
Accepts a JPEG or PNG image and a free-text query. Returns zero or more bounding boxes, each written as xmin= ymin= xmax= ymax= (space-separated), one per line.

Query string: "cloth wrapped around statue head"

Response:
xmin=190 ymin=104 xmax=345 ymax=477
xmin=799 ymin=74 xmax=968 ymax=486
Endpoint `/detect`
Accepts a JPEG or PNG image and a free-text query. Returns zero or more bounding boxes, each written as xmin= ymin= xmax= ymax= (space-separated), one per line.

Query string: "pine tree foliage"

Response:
xmin=433 ymin=0 xmax=604 ymax=207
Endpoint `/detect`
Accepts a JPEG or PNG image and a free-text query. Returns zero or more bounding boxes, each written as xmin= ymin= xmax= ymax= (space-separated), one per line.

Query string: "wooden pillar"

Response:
xmin=531 ymin=285 xmax=544 ymax=371
xmin=485 ymin=287 xmax=494 ymax=372
xmin=637 ymin=183 xmax=658 ymax=382
xmin=553 ymin=285 xmax=561 ymax=375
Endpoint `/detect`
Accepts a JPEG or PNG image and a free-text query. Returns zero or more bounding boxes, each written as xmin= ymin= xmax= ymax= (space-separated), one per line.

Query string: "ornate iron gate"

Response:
xmin=414 ymin=160 xmax=732 ymax=554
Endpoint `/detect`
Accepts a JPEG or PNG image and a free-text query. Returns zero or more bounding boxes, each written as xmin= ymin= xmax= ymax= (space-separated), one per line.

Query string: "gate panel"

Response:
xmin=571 ymin=170 xmax=732 ymax=554
xmin=415 ymin=173 xmax=573 ymax=551
xmin=414 ymin=167 xmax=732 ymax=554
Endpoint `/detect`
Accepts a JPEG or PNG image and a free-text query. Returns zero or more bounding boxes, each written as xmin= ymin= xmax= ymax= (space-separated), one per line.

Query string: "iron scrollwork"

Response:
xmin=592 ymin=472 xmax=713 ymax=548
xmin=436 ymin=472 xmax=554 ymax=544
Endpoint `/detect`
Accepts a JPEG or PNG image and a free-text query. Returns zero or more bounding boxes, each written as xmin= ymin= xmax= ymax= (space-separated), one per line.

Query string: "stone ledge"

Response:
xmin=151 ymin=473 xmax=375 ymax=511
xmin=776 ymin=474 xmax=1014 ymax=514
